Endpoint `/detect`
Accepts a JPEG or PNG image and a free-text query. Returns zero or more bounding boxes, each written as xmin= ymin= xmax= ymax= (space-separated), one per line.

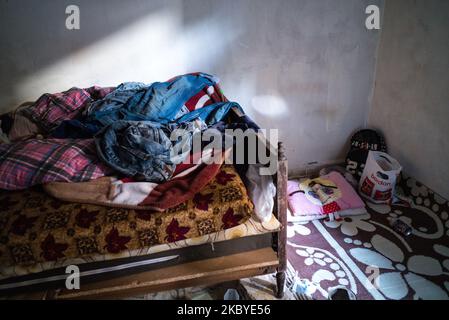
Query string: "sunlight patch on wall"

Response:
xmin=15 ymin=7 xmax=239 ymax=102
xmin=250 ymin=95 xmax=288 ymax=117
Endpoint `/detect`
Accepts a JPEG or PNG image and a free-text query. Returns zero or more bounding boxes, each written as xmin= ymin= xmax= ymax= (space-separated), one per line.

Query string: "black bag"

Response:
xmin=345 ymin=129 xmax=387 ymax=181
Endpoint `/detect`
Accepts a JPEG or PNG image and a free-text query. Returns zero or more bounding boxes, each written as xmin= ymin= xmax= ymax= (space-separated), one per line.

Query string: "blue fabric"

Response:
xmin=52 ymin=73 xmax=219 ymax=139
xmin=48 ymin=73 xmax=253 ymax=181
xmin=95 ymin=120 xmax=200 ymax=182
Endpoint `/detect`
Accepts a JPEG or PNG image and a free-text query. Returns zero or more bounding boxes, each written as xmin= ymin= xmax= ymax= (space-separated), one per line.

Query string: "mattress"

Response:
xmin=0 ymin=165 xmax=281 ymax=283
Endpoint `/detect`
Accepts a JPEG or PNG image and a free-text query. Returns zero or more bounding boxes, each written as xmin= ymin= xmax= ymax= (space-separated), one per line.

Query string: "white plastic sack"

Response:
xmin=246 ymin=164 xmax=276 ymax=222
xmin=358 ymin=151 xmax=401 ymax=204
xmin=224 ymin=289 xmax=240 ymax=300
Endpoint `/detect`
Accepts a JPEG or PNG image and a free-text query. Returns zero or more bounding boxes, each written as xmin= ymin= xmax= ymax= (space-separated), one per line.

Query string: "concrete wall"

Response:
xmin=368 ymin=0 xmax=449 ymax=199
xmin=0 ymin=0 xmax=382 ymax=174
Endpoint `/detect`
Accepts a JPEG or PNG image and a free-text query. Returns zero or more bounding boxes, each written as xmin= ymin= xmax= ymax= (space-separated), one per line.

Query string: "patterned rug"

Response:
xmin=287 ymin=174 xmax=449 ymax=300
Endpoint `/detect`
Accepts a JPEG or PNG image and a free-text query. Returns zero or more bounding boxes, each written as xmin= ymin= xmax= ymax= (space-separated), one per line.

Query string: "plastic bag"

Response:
xmin=358 ymin=151 xmax=401 ymax=204
xmin=224 ymin=288 xmax=240 ymax=300
xmin=246 ymin=164 xmax=276 ymax=222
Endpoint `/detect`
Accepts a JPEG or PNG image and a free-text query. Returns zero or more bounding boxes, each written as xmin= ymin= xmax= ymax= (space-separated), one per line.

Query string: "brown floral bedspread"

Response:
xmin=0 ymin=165 xmax=256 ymax=279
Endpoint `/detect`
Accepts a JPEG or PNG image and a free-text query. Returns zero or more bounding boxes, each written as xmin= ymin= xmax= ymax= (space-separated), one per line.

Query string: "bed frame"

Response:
xmin=8 ymin=140 xmax=288 ymax=300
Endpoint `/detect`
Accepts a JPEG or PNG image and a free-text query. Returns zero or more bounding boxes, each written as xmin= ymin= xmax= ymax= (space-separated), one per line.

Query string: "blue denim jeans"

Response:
xmin=95 ymin=120 xmax=201 ymax=182
xmin=86 ymin=73 xmax=217 ymax=127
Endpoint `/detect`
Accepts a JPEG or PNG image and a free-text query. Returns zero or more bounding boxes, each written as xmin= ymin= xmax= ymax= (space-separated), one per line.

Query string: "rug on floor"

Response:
xmin=287 ymin=174 xmax=449 ymax=300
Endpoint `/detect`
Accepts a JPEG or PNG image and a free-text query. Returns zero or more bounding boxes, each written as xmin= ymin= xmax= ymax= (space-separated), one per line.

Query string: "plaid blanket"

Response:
xmin=0 ymin=139 xmax=111 ymax=190
xmin=22 ymin=86 xmax=115 ymax=133
xmin=0 ymin=76 xmax=229 ymax=191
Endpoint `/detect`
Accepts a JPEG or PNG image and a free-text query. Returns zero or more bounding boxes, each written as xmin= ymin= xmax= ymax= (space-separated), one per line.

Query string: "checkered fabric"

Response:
xmin=0 ymin=138 xmax=111 ymax=190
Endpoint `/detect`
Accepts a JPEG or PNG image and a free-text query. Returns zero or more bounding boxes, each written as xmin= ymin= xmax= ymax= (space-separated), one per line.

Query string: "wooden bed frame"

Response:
xmin=9 ymin=140 xmax=288 ymax=300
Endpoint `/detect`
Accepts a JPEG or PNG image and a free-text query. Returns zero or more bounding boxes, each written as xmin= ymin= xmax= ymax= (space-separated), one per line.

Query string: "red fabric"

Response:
xmin=167 ymin=73 xmax=228 ymax=112
xmin=139 ymin=161 xmax=222 ymax=210
xmin=322 ymin=202 xmax=341 ymax=215
xmin=111 ymin=150 xmax=224 ymax=211
xmin=118 ymin=151 xmax=205 ymax=182
xmin=210 ymin=83 xmax=228 ymax=103
xmin=184 ymin=89 xmax=209 ymax=111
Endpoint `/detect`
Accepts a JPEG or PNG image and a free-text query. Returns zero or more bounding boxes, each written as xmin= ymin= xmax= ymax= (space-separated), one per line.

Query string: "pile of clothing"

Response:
xmin=0 ymin=73 xmax=262 ymax=214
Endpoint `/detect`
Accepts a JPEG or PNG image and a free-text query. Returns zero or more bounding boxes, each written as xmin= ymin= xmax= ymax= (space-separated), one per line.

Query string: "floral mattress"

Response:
xmin=0 ymin=165 xmax=281 ymax=281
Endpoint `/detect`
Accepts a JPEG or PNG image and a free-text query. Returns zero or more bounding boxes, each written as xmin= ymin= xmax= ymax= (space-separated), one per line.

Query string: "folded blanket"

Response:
xmin=0 ymin=139 xmax=112 ymax=190
xmin=43 ymin=149 xmax=228 ymax=211
xmin=287 ymin=171 xmax=366 ymax=221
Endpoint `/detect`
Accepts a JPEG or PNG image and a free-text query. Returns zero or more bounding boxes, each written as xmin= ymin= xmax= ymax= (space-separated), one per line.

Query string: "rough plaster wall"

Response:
xmin=0 ymin=0 xmax=382 ymax=174
xmin=368 ymin=0 xmax=449 ymax=199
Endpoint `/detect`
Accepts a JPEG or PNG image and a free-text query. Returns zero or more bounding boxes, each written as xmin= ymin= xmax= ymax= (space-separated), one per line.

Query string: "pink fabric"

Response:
xmin=288 ymin=171 xmax=365 ymax=216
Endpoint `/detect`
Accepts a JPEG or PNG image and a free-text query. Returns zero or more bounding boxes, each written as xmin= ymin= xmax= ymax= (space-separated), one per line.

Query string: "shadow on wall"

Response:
xmin=0 ymin=0 xmax=159 ymax=107
xmin=0 ymin=0 xmax=292 ymax=136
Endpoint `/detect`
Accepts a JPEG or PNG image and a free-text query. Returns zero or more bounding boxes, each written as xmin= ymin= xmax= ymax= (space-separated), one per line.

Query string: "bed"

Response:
xmin=0 ymin=141 xmax=287 ymax=300
xmin=0 ymin=74 xmax=288 ymax=300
